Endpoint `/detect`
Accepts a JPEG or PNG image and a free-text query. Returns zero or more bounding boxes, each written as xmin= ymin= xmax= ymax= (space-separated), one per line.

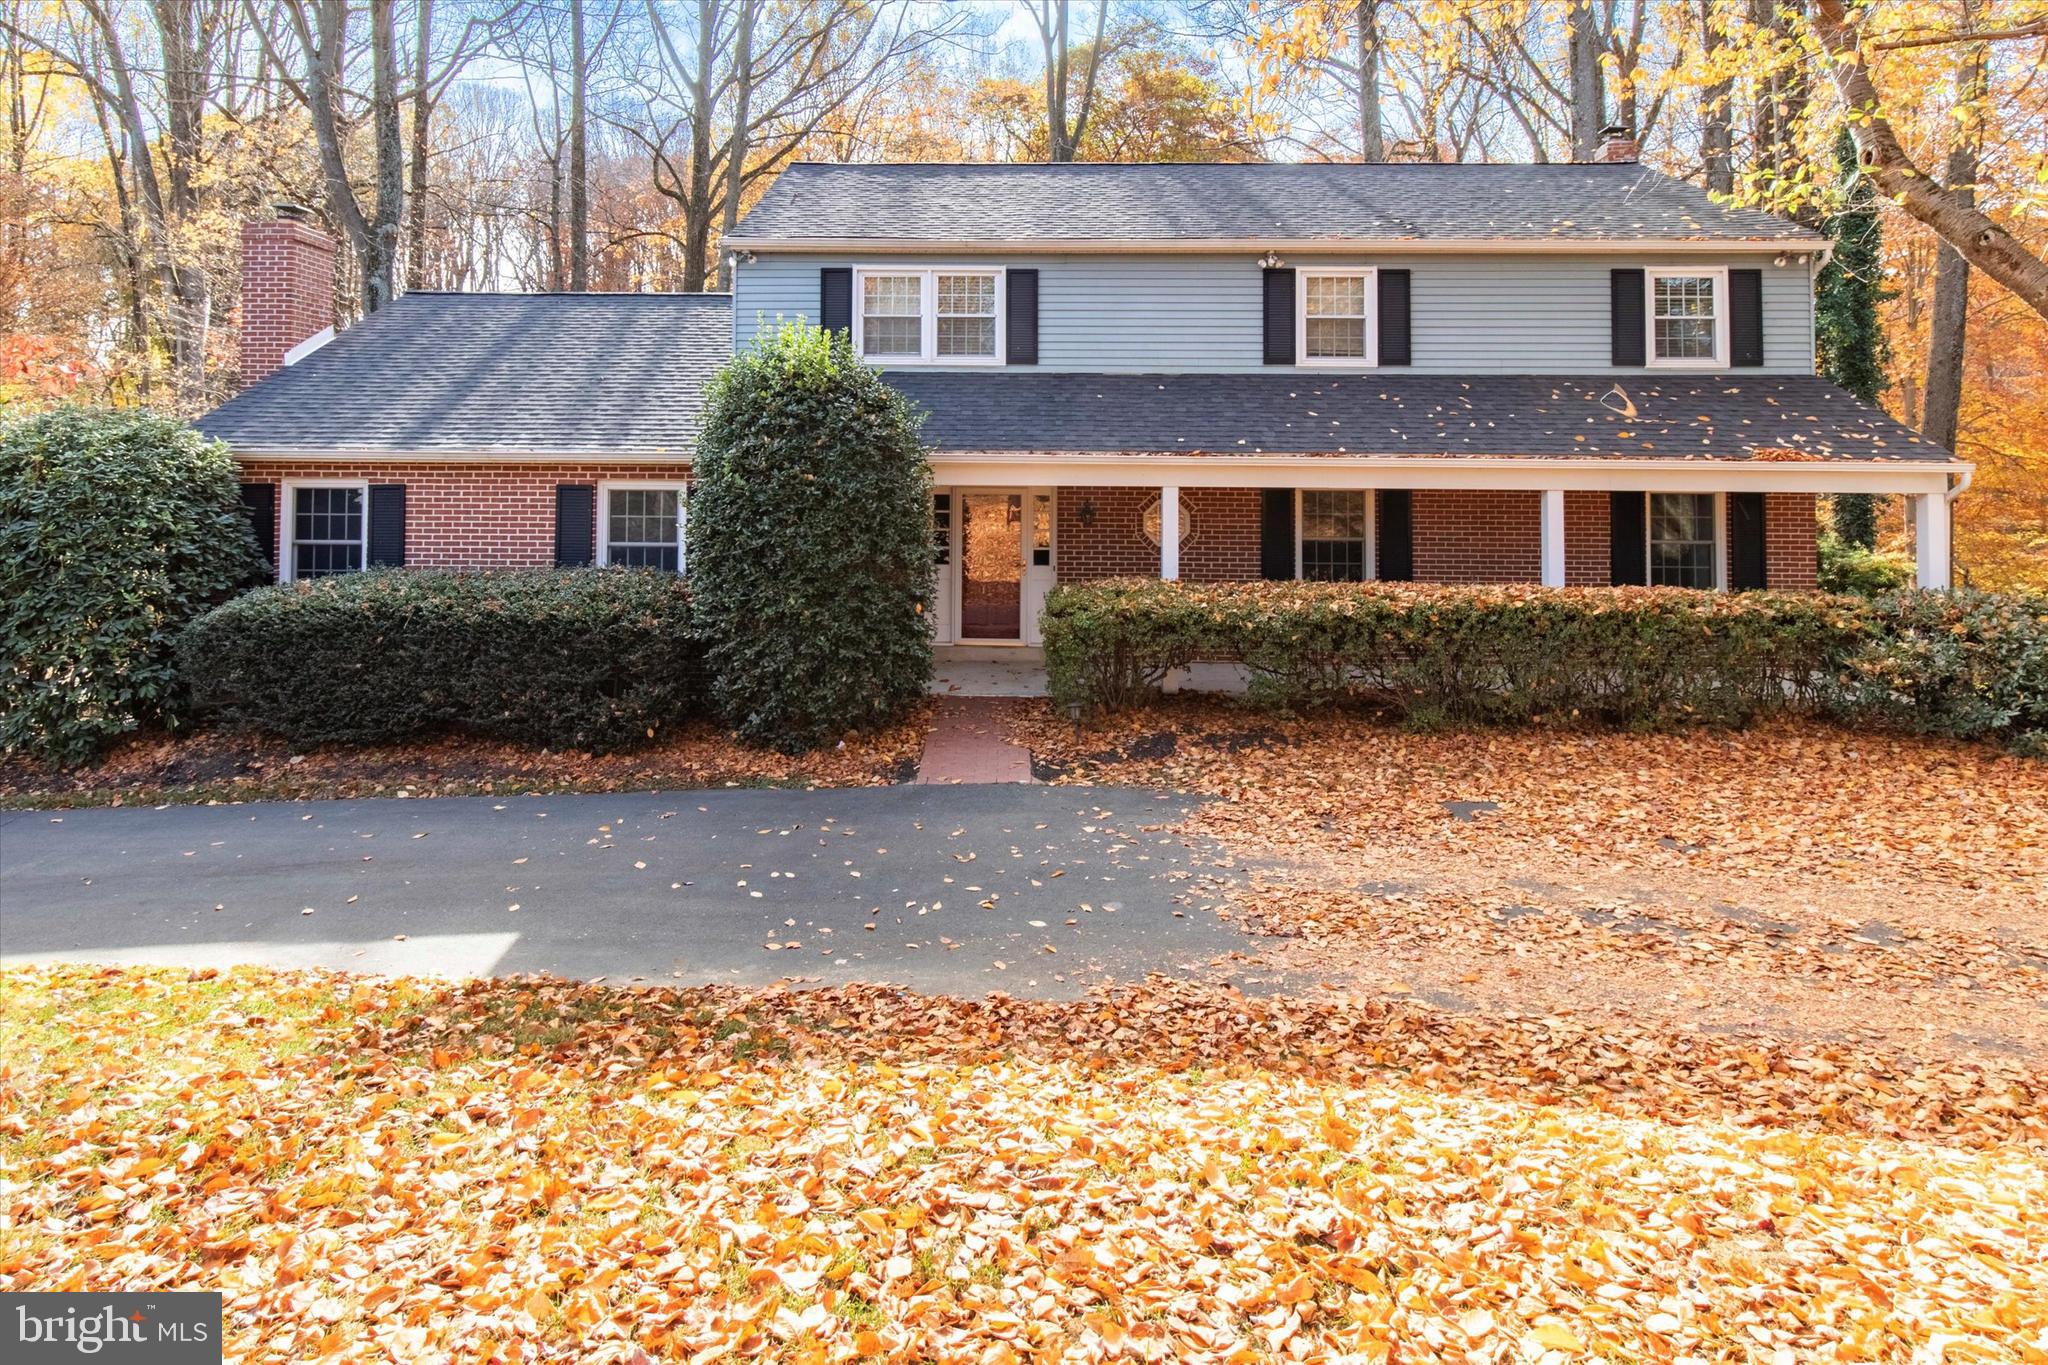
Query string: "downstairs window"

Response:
xmin=601 ymin=485 xmax=685 ymax=571
xmin=1648 ymin=492 xmax=1718 ymax=588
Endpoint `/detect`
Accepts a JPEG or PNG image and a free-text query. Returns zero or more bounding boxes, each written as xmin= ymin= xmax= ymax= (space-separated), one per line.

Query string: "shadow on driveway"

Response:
xmin=0 ymin=786 xmax=1288 ymax=1000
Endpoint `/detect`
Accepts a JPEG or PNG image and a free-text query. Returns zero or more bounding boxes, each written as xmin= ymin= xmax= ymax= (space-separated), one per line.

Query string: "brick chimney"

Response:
xmin=1596 ymin=124 xmax=1640 ymax=164
xmin=238 ymin=204 xmax=336 ymax=387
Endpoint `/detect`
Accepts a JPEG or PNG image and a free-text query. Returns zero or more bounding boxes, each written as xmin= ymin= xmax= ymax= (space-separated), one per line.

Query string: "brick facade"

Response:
xmin=1406 ymin=489 xmax=1542 ymax=584
xmin=1761 ymin=492 xmax=1819 ymax=590
xmin=239 ymin=214 xmax=337 ymax=386
xmin=243 ymin=465 xmax=1820 ymax=593
xmin=1054 ymin=486 xmax=1261 ymax=583
xmin=1049 ymin=485 xmax=1818 ymax=591
xmin=240 ymin=460 xmax=691 ymax=573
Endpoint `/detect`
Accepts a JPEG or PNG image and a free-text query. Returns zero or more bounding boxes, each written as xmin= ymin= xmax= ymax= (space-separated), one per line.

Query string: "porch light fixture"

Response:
xmin=1077 ymin=499 xmax=1096 ymax=528
xmin=1257 ymin=251 xmax=1286 ymax=270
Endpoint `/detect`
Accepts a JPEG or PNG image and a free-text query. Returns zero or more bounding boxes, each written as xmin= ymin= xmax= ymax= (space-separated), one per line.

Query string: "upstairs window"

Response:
xmin=855 ymin=268 xmax=1003 ymax=365
xmin=1648 ymin=269 xmax=1727 ymax=366
xmin=1298 ymin=269 xmax=1376 ymax=366
xmin=599 ymin=483 xmax=685 ymax=572
xmin=860 ymin=273 xmax=923 ymax=358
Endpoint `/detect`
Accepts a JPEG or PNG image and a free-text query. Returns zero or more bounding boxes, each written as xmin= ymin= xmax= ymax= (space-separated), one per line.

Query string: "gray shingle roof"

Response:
xmin=198 ymin=291 xmax=730 ymax=456
xmin=730 ymin=162 xmax=1821 ymax=246
xmin=201 ymin=292 xmax=1944 ymax=464
xmin=885 ymin=372 xmax=1950 ymax=462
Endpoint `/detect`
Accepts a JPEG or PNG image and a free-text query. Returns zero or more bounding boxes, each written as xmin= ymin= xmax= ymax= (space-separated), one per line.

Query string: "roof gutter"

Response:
xmin=726 ymin=236 xmax=1826 ymax=257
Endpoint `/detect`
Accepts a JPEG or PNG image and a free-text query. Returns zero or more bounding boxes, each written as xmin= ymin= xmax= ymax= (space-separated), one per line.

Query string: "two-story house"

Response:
xmin=201 ymin=144 xmax=1969 ymax=661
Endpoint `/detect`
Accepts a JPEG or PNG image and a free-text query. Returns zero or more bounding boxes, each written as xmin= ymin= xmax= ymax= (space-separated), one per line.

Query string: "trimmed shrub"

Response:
xmin=178 ymin=569 xmax=702 ymax=751
xmin=1818 ymin=531 xmax=1911 ymax=596
xmin=1 ymin=406 xmax=264 ymax=766
xmin=1042 ymin=580 xmax=1864 ymax=729
xmin=690 ymin=322 xmax=934 ymax=753
xmin=1834 ymin=590 xmax=2048 ymax=753
xmin=1042 ymin=579 xmax=2046 ymax=750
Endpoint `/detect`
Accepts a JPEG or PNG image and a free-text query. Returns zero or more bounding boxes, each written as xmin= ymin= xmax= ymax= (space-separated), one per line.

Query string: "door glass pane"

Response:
xmin=959 ymin=493 xmax=1022 ymax=640
xmin=1031 ymin=494 xmax=1052 ymax=566
xmin=932 ymin=493 xmax=952 ymax=565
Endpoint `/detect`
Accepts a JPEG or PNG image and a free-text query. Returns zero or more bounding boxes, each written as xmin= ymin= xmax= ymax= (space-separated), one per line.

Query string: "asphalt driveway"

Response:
xmin=0 ymin=786 xmax=1275 ymax=998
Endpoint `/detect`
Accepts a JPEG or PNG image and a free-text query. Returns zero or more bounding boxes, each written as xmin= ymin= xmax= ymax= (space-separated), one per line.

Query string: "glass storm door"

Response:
xmin=959 ymin=493 xmax=1024 ymax=640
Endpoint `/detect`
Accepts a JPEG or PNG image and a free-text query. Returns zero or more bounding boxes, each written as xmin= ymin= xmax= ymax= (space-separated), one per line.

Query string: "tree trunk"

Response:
xmin=1356 ymin=0 xmax=1384 ymax=162
xmin=406 ymin=1 xmax=432 ymax=290
xmin=715 ymin=0 xmax=755 ymax=292
xmin=1921 ymin=23 xmax=1986 ymax=452
xmin=1567 ymin=1 xmax=1604 ymax=159
xmin=1810 ymin=0 xmax=2048 ymax=322
xmin=568 ymin=0 xmax=588 ymax=291
xmin=366 ymin=0 xmax=404 ymax=310
xmin=1699 ymin=1 xmax=1732 ymax=194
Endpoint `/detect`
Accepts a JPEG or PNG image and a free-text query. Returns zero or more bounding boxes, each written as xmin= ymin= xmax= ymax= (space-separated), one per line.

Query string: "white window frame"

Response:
xmin=596 ymin=480 xmax=688 ymax=574
xmin=1644 ymin=267 xmax=1730 ymax=369
xmin=851 ymin=266 xmax=1005 ymax=367
xmin=1293 ymin=488 xmax=1377 ymax=581
xmin=1296 ymin=267 xmax=1378 ymax=369
xmin=280 ymin=478 xmax=368 ymax=583
xmin=1645 ymin=490 xmax=1728 ymax=591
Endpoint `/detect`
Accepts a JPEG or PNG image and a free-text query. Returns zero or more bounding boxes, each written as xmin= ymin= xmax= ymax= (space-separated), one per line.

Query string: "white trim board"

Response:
xmin=927 ymin=454 xmax=1967 ymax=496
xmin=732 ymin=237 xmax=1824 ymax=257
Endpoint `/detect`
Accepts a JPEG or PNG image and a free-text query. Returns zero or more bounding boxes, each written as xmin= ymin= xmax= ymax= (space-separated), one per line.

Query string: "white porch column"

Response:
xmin=1539 ymin=488 xmax=1567 ymax=587
xmin=1159 ymin=486 xmax=1180 ymax=581
xmin=1914 ymin=492 xmax=1952 ymax=589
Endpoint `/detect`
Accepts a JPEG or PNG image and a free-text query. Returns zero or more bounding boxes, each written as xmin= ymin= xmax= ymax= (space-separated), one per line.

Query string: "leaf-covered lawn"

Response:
xmin=3 ymin=966 xmax=2044 ymax=1362
xmin=1019 ymin=709 xmax=2048 ymax=1061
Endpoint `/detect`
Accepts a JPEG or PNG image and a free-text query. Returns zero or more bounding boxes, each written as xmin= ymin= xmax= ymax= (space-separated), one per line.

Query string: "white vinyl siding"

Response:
xmin=736 ymin=252 xmax=1813 ymax=375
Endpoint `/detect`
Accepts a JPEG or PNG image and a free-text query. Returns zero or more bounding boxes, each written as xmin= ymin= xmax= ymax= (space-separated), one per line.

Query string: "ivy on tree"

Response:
xmin=690 ymin=323 xmax=935 ymax=753
xmin=1817 ymin=128 xmax=1893 ymax=551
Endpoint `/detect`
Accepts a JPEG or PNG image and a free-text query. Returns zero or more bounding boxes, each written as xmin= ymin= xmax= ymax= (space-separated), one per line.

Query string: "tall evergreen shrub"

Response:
xmin=689 ymin=323 xmax=934 ymax=752
xmin=1 ymin=407 xmax=263 ymax=765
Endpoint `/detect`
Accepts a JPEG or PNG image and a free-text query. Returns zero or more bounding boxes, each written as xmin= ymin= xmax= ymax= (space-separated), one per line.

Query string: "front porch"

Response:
xmin=922 ymin=463 xmax=1962 ymax=657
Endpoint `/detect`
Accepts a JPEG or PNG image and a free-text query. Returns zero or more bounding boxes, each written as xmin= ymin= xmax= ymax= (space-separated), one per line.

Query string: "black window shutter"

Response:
xmin=1377 ymin=490 xmax=1414 ymax=581
xmin=1611 ymin=268 xmax=1646 ymax=367
xmin=1005 ymin=268 xmax=1038 ymax=365
xmin=1610 ymin=491 xmax=1647 ymax=585
xmin=1729 ymin=491 xmax=1767 ymax=590
xmin=239 ymin=481 xmax=276 ymax=569
xmin=554 ymin=483 xmax=596 ymax=567
xmin=367 ymin=484 xmax=406 ymax=567
xmin=819 ymin=267 xmax=852 ymax=338
xmin=1729 ymin=268 xmax=1764 ymax=367
xmin=1262 ymin=267 xmax=1296 ymax=366
xmin=1377 ymin=269 xmax=1411 ymax=366
xmin=1259 ymin=489 xmax=1295 ymax=580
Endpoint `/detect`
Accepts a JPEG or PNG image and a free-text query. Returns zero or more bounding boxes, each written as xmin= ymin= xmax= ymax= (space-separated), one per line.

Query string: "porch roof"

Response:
xmin=888 ymin=373 xmax=1950 ymax=465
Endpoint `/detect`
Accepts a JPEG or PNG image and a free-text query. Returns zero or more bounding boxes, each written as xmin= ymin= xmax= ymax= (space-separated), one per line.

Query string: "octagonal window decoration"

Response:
xmin=1141 ymin=493 xmax=1195 ymax=549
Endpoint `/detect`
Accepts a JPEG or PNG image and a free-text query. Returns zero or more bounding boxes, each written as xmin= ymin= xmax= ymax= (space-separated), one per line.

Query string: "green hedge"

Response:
xmin=178 ymin=569 xmax=703 ymax=751
xmin=1041 ymin=580 xmax=2046 ymax=750
xmin=2 ymin=407 xmax=265 ymax=766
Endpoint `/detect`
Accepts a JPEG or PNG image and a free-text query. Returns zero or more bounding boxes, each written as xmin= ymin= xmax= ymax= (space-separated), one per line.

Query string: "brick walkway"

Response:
xmin=915 ymin=698 xmax=1033 ymax=784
